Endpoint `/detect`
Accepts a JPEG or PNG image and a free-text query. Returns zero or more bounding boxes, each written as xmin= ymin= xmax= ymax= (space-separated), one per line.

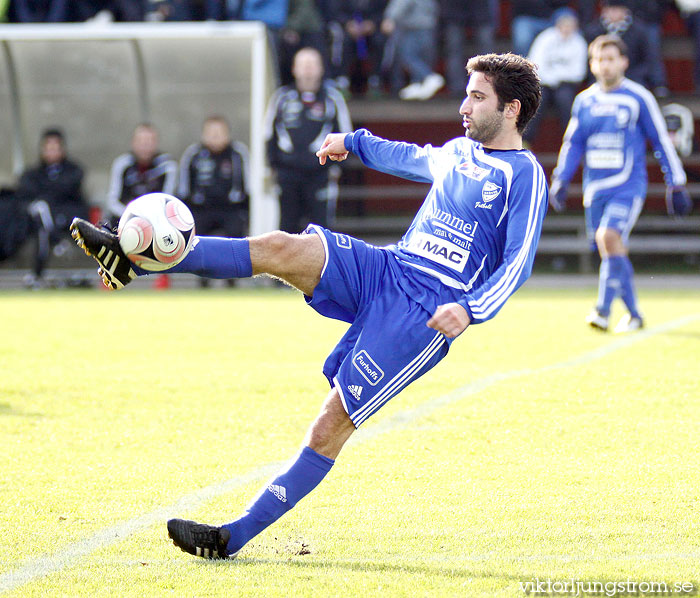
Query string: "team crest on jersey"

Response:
xmin=457 ymin=162 xmax=490 ymax=181
xmin=481 ymin=181 xmax=501 ymax=201
xmin=616 ymin=108 xmax=630 ymax=127
xmin=473 ymin=181 xmax=501 ymax=210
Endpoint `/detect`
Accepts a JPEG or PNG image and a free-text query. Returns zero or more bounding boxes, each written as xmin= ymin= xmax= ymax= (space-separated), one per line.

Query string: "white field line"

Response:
xmin=351 ymin=312 xmax=700 ymax=445
xmin=1 ymin=313 xmax=698 ymax=594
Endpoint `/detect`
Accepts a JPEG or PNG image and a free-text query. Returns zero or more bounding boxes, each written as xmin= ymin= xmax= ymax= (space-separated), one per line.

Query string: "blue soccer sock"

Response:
xmin=131 ymin=236 xmax=252 ymax=279
xmin=618 ymin=256 xmax=641 ymax=318
xmin=595 ymin=256 xmax=623 ymax=317
xmin=222 ymin=446 xmax=334 ymax=555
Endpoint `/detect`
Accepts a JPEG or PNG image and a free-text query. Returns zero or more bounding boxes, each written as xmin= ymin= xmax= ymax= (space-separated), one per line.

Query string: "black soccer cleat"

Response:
xmin=167 ymin=518 xmax=235 ymax=560
xmin=70 ymin=218 xmax=137 ymax=290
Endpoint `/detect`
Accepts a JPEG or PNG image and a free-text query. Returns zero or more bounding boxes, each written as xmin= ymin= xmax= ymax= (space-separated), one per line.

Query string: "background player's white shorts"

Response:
xmin=304 ymin=225 xmax=449 ymax=428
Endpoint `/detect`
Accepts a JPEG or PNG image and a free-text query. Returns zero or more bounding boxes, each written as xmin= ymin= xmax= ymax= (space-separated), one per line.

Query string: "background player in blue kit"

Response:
xmin=549 ymin=34 xmax=690 ymax=334
xmin=70 ymin=53 xmax=548 ymax=560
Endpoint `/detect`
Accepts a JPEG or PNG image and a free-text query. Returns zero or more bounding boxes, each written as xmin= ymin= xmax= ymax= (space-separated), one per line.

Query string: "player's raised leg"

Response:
xmin=168 ymin=387 xmax=354 ymax=559
xmin=71 ymin=218 xmax=325 ymax=296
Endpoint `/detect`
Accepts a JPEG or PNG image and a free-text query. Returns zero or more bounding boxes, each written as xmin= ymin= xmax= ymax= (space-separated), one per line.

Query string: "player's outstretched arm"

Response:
xmin=427 ymin=303 xmax=471 ymax=338
xmin=316 ymin=133 xmax=349 ymax=165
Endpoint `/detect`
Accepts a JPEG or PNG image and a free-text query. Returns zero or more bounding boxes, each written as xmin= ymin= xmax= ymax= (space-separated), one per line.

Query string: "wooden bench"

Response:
xmin=335 ymin=214 xmax=700 ymax=273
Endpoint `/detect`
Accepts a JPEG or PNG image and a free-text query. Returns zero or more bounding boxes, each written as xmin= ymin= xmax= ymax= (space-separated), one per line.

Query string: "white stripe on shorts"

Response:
xmin=621 ymin=195 xmax=644 ymax=244
xmin=305 ymin=223 xmax=330 ymax=279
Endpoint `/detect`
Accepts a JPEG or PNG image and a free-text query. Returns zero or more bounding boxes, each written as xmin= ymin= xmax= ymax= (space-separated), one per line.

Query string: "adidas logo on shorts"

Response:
xmin=268 ymin=484 xmax=287 ymax=502
xmin=348 ymin=384 xmax=363 ymax=400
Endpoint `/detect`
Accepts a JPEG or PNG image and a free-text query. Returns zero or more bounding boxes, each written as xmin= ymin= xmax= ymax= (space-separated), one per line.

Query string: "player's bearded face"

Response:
xmin=460 ymin=72 xmax=506 ymax=146
xmin=465 ymin=109 xmax=505 ymax=145
xmin=590 ymin=46 xmax=627 ymax=88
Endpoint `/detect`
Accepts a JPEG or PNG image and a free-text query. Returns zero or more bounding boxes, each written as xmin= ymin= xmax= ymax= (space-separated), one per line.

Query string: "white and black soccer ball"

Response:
xmin=117 ymin=193 xmax=195 ymax=272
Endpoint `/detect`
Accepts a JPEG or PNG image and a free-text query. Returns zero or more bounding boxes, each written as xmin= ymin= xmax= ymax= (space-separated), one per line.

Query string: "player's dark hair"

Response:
xmin=588 ymin=34 xmax=628 ymax=59
xmin=41 ymin=127 xmax=64 ymax=142
xmin=466 ymin=53 xmax=541 ymax=134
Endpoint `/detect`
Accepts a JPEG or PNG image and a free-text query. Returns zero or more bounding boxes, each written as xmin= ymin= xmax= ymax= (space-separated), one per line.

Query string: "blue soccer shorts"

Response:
xmin=585 ymin=195 xmax=644 ymax=249
xmin=304 ymin=225 xmax=449 ymax=428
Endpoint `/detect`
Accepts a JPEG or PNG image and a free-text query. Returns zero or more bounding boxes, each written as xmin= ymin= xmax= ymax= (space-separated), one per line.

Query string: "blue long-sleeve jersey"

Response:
xmin=344 ymin=128 xmax=548 ymax=324
xmin=552 ymin=78 xmax=686 ymax=206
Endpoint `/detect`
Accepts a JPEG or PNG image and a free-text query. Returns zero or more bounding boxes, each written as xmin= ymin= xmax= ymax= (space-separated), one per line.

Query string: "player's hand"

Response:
xmin=427 ymin=303 xmax=470 ymax=338
xmin=316 ymin=133 xmax=349 ymax=165
xmin=380 ymin=18 xmax=395 ymax=35
xmin=665 ymin=185 xmax=693 ymax=218
xmin=548 ymin=179 xmax=568 ymax=213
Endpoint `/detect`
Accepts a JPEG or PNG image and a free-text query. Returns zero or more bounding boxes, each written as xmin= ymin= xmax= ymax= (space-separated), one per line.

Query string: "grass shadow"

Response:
xmin=0 ymin=402 xmax=44 ymax=417
xmin=202 ymin=555 xmax=528 ymax=584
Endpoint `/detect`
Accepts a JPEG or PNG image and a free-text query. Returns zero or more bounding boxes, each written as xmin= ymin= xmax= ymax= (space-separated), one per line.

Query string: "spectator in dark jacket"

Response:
xmin=584 ymin=0 xmax=658 ymax=91
xmin=179 ymin=117 xmax=249 ymax=242
xmin=11 ymin=0 xmax=69 ymax=22
xmin=15 ymin=128 xmax=87 ymax=287
xmin=179 ymin=116 xmax=250 ymax=288
xmin=68 ymin=0 xmax=144 ymax=21
xmin=264 ymin=47 xmax=352 ymax=233
xmin=105 ymin=123 xmax=178 ymax=225
xmin=627 ymin=0 xmax=670 ymax=96
xmin=328 ymin=0 xmax=388 ymax=95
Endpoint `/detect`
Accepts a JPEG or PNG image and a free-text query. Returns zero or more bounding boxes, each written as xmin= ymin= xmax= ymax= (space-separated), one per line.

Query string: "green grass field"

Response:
xmin=1 ymin=285 xmax=699 ymax=597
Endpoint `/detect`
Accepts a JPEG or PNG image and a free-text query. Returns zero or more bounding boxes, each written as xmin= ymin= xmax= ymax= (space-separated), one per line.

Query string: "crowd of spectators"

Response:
xmin=0 ymin=117 xmax=250 ymax=289
xmin=1 ymin=0 xmax=697 ymax=287
xmin=3 ymin=1 xmax=698 ymax=98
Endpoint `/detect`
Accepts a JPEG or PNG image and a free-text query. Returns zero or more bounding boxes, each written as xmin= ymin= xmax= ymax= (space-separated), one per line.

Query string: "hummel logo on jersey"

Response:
xmin=347 ymin=384 xmax=363 ymax=400
xmin=334 ymin=233 xmax=352 ymax=249
xmin=268 ymin=484 xmax=288 ymax=502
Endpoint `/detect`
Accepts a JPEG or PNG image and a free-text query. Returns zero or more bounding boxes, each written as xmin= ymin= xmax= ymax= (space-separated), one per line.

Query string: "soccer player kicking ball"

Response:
xmin=549 ymin=34 xmax=690 ymax=334
xmin=71 ymin=53 xmax=548 ymax=560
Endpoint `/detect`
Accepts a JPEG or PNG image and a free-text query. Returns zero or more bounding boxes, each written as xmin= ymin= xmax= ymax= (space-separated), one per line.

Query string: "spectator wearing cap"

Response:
xmin=525 ymin=7 xmax=588 ymax=145
xmin=510 ymin=0 xmax=570 ymax=56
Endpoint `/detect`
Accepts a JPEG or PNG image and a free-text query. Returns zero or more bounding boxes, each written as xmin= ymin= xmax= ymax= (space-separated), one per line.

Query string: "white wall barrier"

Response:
xmin=0 ymin=22 xmax=279 ymax=235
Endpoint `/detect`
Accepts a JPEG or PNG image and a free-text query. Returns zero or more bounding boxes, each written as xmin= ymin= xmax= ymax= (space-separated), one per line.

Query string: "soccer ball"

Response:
xmin=117 ymin=193 xmax=195 ymax=272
